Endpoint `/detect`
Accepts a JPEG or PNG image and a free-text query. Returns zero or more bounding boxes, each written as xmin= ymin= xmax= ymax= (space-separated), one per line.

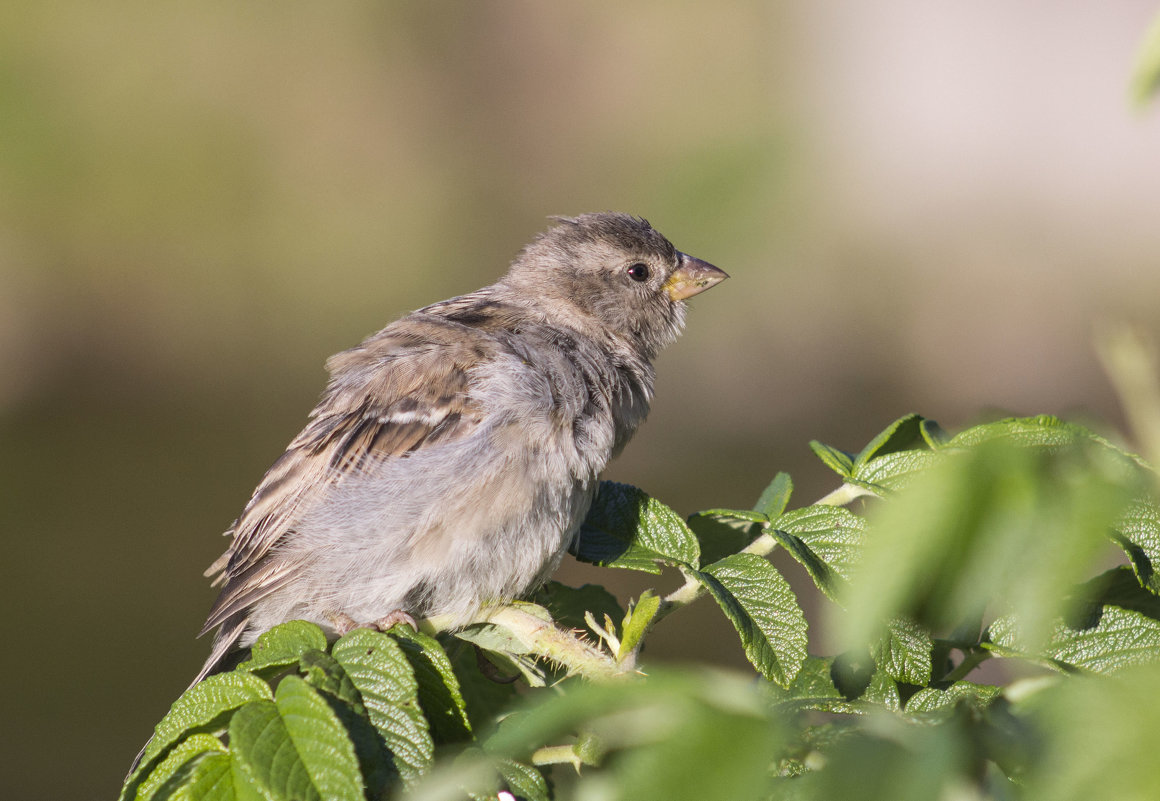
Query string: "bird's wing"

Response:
xmin=199 ymin=315 xmax=491 ymax=636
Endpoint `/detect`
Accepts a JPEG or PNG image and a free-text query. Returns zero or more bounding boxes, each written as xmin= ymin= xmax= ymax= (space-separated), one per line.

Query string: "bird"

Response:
xmin=192 ymin=212 xmax=727 ymax=686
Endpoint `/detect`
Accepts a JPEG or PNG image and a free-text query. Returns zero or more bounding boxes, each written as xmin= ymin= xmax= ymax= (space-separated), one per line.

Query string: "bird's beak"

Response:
xmin=663 ymin=254 xmax=729 ymax=301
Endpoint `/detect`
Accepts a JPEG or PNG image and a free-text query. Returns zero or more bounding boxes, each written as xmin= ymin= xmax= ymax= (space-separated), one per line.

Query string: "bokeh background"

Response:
xmin=3 ymin=2 xmax=1160 ymax=797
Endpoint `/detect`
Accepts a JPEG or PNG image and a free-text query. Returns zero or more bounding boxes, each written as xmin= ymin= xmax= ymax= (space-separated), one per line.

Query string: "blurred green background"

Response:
xmin=3 ymin=2 xmax=1160 ymax=797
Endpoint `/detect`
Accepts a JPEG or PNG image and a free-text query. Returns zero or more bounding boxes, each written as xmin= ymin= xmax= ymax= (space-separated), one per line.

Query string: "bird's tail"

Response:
xmin=187 ymin=615 xmax=250 ymax=689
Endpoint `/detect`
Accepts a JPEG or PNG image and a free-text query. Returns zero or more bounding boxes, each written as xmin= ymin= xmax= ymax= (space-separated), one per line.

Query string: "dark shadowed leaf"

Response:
xmin=390 ymin=627 xmax=473 ymax=743
xmin=854 ymin=414 xmax=932 ymax=468
xmin=573 ymin=482 xmax=700 ymax=573
xmin=534 ymin=581 xmax=625 ymax=633
xmin=687 ymin=510 xmax=764 ymax=566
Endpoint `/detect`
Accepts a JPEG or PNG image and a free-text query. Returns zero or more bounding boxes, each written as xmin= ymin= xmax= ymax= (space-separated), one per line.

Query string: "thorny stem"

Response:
xmin=427 ymin=604 xmax=628 ymax=680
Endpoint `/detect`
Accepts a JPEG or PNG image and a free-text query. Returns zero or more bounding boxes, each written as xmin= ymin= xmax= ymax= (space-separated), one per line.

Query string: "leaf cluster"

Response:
xmin=121 ymin=414 xmax=1160 ymax=801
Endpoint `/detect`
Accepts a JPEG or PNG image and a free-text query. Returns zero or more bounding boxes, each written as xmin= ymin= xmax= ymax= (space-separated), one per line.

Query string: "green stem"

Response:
xmin=816 ymin=482 xmax=878 ymax=506
xmin=478 ymin=605 xmax=627 ymax=680
xmin=530 ymin=744 xmax=585 ymax=771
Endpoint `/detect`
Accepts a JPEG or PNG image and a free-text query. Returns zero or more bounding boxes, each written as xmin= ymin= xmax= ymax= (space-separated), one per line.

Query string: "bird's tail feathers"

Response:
xmin=188 ymin=615 xmax=250 ymax=690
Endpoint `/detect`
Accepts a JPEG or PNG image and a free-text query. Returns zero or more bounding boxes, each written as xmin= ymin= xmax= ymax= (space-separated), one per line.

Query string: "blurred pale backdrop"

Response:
xmin=3 ymin=2 xmax=1160 ymax=798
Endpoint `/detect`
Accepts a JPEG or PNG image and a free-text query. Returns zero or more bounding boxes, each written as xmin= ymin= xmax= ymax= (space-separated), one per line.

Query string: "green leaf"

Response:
xmin=331 ymin=628 xmax=434 ymax=782
xmin=122 ymin=676 xmax=269 ymax=801
xmin=1111 ymin=497 xmax=1160 ymax=594
xmin=695 ymin=553 xmax=808 ymax=687
xmin=449 ymin=641 xmax=519 ymax=734
xmin=1131 ymin=7 xmax=1160 ymax=106
xmin=133 ymin=734 xmax=225 ymax=801
xmin=494 ymin=759 xmax=550 ymax=801
xmin=687 ymin=511 xmax=764 ymax=566
xmin=390 ymin=627 xmax=473 ymax=743
xmin=989 ymin=567 xmax=1160 ymax=674
xmin=534 ymin=581 xmax=625 ymax=633
xmin=617 ymin=590 xmax=661 ymax=661
xmin=771 ymin=505 xmax=866 ymax=600
xmin=851 ymin=449 xmax=939 ymax=492
xmin=854 ymin=413 xmax=932 ymax=468
xmin=952 ymin=415 xmax=1151 ymax=476
xmin=767 ymin=656 xmax=859 ymax=714
xmin=754 ymin=471 xmax=793 ymax=518
xmin=862 ymin=667 xmax=901 ymax=711
xmin=481 ymin=670 xmax=783 ymax=801
xmin=1021 ymin=663 xmax=1160 ymax=800
xmin=150 ymin=751 xmax=266 ymax=801
xmin=298 ymin=647 xmax=395 ymax=795
xmin=810 ymin=440 xmax=855 ymax=478
xmin=837 ymin=436 xmax=1135 ymax=652
xmin=298 ymin=649 xmax=364 ymax=712
xmin=695 ymin=507 xmax=768 ymax=524
xmin=141 ymin=672 xmax=273 ymax=766
xmin=573 ymin=481 xmax=700 ymax=573
xmin=229 ymin=676 xmax=363 ymax=801
xmin=905 ymin=681 xmax=1001 ymax=713
xmin=946 ymin=415 xmax=1142 ymax=462
xmin=873 ymin=617 xmax=933 ymax=686
xmin=920 ymin=418 xmax=951 ymax=449
xmin=237 ymin=620 xmax=329 ymax=676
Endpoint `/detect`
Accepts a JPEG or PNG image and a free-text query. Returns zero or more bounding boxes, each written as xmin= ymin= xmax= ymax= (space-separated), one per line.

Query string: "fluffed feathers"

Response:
xmin=191 ymin=212 xmax=727 ymax=686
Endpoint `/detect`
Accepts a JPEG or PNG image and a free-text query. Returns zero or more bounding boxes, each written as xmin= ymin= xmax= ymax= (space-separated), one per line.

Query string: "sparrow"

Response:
xmin=192 ymin=212 xmax=727 ymax=685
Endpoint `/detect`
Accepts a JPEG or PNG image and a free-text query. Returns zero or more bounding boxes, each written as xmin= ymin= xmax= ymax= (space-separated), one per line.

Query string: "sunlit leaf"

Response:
xmin=331 ymin=629 xmax=434 ymax=782
xmin=696 ymin=553 xmax=807 ymax=687
xmin=229 ymin=676 xmax=363 ymax=801
xmin=237 ymin=620 xmax=329 ymax=676
xmin=772 ymin=505 xmax=866 ymax=599
xmin=810 ymin=441 xmax=855 ymax=478
xmin=754 ymin=471 xmax=793 ymax=518
xmin=873 ymin=617 xmax=933 ymax=686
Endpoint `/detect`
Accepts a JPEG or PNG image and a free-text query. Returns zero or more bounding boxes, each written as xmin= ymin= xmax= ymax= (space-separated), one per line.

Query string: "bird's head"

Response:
xmin=503 ymin=212 xmax=728 ymax=357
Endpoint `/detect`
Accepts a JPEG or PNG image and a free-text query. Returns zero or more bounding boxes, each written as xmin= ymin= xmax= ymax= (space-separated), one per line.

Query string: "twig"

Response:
xmin=428 ymin=605 xmax=627 ymax=680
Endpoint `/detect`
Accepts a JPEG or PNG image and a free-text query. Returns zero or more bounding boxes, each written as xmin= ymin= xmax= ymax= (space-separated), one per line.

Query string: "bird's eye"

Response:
xmin=627 ymin=263 xmax=650 ymax=282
